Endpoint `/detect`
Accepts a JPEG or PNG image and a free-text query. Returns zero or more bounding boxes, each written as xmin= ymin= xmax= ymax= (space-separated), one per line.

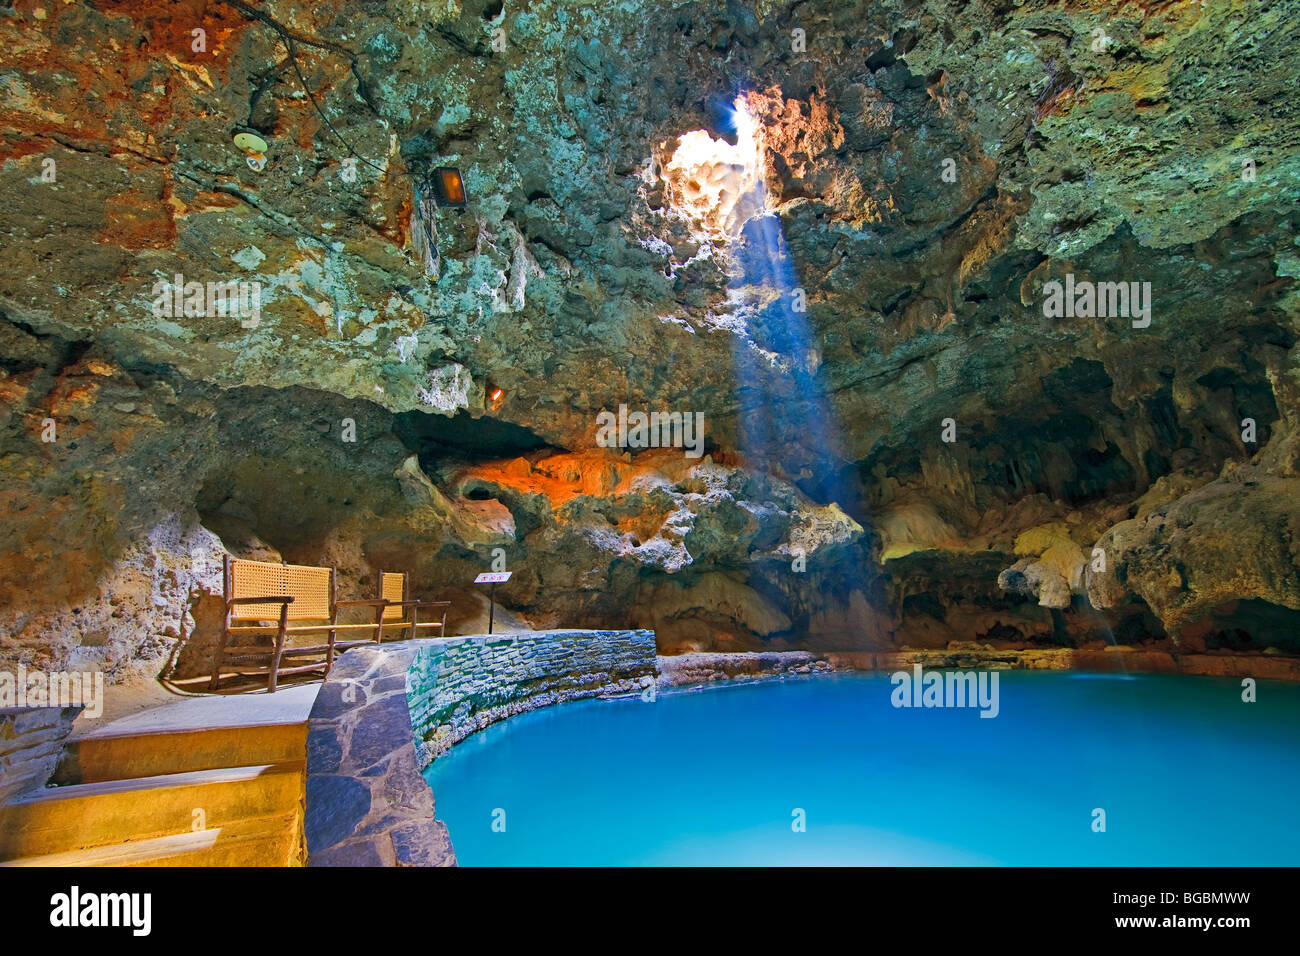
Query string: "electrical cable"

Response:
xmin=221 ymin=0 xmax=387 ymax=174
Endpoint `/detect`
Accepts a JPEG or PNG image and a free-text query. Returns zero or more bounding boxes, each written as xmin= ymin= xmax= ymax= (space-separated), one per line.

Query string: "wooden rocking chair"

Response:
xmin=210 ymin=557 xmax=389 ymax=692
xmin=377 ymin=571 xmax=451 ymax=642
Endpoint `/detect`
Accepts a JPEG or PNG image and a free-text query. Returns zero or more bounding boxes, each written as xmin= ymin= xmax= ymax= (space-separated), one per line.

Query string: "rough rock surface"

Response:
xmin=1 ymin=0 xmax=1298 ymax=680
xmin=0 ymin=706 xmax=80 ymax=802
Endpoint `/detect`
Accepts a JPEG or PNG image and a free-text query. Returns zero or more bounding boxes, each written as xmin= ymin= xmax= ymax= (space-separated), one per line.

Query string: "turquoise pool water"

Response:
xmin=423 ymin=671 xmax=1300 ymax=866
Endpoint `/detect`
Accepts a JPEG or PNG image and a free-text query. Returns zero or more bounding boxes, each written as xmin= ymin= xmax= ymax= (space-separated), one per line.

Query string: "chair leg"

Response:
xmin=209 ymin=628 xmax=231 ymax=691
xmin=268 ymin=608 xmax=289 ymax=694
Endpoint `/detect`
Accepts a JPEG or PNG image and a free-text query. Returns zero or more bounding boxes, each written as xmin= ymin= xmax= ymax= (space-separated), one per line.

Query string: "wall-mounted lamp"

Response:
xmin=232 ymin=128 xmax=269 ymax=172
xmin=411 ymin=166 xmax=469 ymax=280
xmin=431 ymin=167 xmax=468 ymax=208
xmin=487 ymin=385 xmax=504 ymax=411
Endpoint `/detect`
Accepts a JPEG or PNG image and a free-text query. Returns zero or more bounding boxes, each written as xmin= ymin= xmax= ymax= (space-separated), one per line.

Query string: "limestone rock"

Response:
xmin=1 ymin=0 xmax=1297 ymax=678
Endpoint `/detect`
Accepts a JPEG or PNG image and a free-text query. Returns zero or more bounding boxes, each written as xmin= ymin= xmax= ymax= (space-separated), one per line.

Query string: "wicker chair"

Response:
xmin=210 ymin=557 xmax=389 ymax=692
xmin=377 ymin=570 xmax=451 ymax=642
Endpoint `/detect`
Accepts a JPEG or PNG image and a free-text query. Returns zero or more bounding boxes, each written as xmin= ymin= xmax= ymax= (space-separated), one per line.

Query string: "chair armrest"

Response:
xmin=335 ymin=599 xmax=389 ymax=607
xmin=229 ymin=595 xmax=295 ymax=605
xmin=392 ymin=600 xmax=449 ymax=636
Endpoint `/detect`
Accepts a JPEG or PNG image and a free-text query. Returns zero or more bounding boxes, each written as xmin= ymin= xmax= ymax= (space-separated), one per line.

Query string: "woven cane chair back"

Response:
xmin=228 ymin=559 xmax=333 ymax=621
xmin=381 ymin=572 xmax=406 ymax=623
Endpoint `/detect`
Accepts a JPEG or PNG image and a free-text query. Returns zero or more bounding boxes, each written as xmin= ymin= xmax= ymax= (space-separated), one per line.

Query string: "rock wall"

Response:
xmin=305 ymin=628 xmax=656 ymax=866
xmin=664 ymin=647 xmax=1300 ymax=683
xmin=407 ymin=628 xmax=657 ymax=763
xmin=657 ymin=650 xmax=833 ymax=686
xmin=305 ymin=641 xmax=449 ymax=867
xmin=1 ymin=0 xmax=1298 ymax=678
xmin=0 ymin=706 xmax=79 ymax=802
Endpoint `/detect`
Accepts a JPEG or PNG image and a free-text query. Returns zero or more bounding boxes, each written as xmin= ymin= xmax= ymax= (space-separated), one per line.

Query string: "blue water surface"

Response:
xmin=423 ymin=671 xmax=1300 ymax=866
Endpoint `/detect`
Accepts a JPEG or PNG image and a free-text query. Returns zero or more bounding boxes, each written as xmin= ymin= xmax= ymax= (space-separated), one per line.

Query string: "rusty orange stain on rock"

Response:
xmin=81 ymin=359 xmax=120 ymax=378
xmin=97 ymin=0 xmax=246 ymax=67
xmin=0 ymin=140 xmax=52 ymax=164
xmin=98 ymin=188 xmax=179 ymax=249
xmin=165 ymin=189 xmax=242 ymax=220
xmin=454 ymin=449 xmax=716 ymax=512
xmin=1 ymin=0 xmax=249 ymax=151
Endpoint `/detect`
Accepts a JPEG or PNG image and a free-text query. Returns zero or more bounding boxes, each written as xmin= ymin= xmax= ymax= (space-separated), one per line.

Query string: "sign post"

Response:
xmin=473 ymin=571 xmax=512 ymax=634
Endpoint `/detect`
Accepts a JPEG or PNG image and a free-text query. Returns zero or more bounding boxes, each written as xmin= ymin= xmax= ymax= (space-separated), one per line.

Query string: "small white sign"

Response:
xmin=474 ymin=571 xmax=512 ymax=584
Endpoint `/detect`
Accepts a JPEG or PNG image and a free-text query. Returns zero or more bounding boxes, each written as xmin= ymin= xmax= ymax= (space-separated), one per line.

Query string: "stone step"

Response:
xmin=53 ymin=723 xmax=307 ymax=784
xmin=0 ymin=810 xmax=303 ymax=867
xmin=0 ymin=762 xmax=304 ymax=861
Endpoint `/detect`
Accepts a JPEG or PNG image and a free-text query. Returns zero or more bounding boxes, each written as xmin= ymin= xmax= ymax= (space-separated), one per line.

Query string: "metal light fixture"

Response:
xmin=431 ymin=167 xmax=468 ymax=208
xmin=232 ymin=127 xmax=269 ymax=172
xmin=411 ymin=166 xmax=470 ymax=279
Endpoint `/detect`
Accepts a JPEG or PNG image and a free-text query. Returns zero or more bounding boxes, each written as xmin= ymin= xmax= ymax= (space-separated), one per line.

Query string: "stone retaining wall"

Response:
xmin=407 ymin=629 xmax=657 ymax=766
xmin=305 ymin=629 xmax=657 ymax=866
